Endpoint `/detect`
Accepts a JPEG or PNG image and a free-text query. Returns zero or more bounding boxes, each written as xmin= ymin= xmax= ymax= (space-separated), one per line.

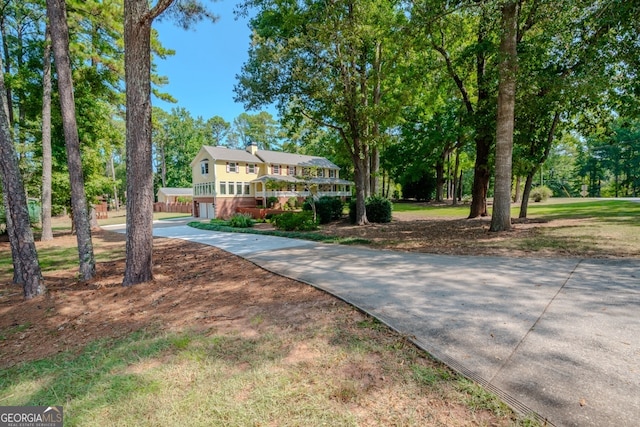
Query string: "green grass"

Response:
xmin=524 ymin=199 xmax=640 ymax=225
xmin=393 ymin=198 xmax=640 ymax=224
xmin=189 ymin=221 xmax=371 ymax=246
xmin=392 ymin=201 xmax=471 ymax=217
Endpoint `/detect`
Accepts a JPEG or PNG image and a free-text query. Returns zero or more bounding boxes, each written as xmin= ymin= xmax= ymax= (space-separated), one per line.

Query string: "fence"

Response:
xmin=153 ymin=202 xmax=193 ymax=214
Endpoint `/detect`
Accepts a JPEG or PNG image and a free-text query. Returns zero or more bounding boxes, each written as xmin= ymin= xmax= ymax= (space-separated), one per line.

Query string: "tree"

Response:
xmin=206 ymin=115 xmax=230 ymax=145
xmin=489 ymin=1 xmax=518 ymax=232
xmin=123 ymin=0 xmax=214 ymax=286
xmin=227 ymin=111 xmax=282 ymax=150
xmin=40 ymin=25 xmax=53 ymax=241
xmin=0 ymin=55 xmax=44 ymax=299
xmin=47 ymin=0 xmax=96 ymax=280
xmin=236 ymin=0 xmax=407 ymax=225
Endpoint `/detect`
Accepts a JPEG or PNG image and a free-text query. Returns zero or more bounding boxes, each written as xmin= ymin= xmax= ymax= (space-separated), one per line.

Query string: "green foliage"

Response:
xmin=349 ymin=196 xmax=392 ymax=224
xmin=266 ymin=196 xmax=279 ymax=208
xmin=227 ymin=213 xmax=255 ymax=228
xmin=530 ymin=186 xmax=552 ymax=202
xmin=303 ymin=196 xmax=343 ymax=224
xmin=286 ymin=197 xmax=299 ymax=209
xmin=366 ymin=196 xmax=393 ymax=223
xmin=272 ymin=211 xmax=317 ymax=231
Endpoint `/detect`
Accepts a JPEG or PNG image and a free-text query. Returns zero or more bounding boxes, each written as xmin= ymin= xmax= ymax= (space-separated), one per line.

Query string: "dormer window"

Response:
xmin=200 ymin=159 xmax=209 ymax=175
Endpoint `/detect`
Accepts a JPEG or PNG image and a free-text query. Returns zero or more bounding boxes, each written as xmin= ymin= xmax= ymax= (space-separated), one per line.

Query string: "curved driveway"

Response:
xmin=107 ymin=219 xmax=640 ymax=427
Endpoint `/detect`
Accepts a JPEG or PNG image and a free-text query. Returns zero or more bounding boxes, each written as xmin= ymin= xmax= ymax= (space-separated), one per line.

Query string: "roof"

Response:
xmin=157 ymin=187 xmax=193 ymax=196
xmin=198 ymin=146 xmax=261 ymax=163
xmin=256 ymin=150 xmax=339 ymax=169
xmin=191 ymin=145 xmax=341 ymax=170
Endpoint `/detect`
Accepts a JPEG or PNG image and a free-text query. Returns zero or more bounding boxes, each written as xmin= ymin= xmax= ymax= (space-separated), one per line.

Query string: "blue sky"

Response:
xmin=152 ymin=1 xmax=274 ymax=124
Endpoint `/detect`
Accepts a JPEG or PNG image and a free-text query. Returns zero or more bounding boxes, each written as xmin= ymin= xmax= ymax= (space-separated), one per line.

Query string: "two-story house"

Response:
xmin=191 ymin=143 xmax=352 ymax=219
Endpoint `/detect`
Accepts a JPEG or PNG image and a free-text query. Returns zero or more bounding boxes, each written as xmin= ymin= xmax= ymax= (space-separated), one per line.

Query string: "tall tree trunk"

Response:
xmin=490 ymin=1 xmax=518 ymax=232
xmin=369 ymin=41 xmax=382 ymax=196
xmin=0 ymin=14 xmax=13 ymax=125
xmin=353 ymin=153 xmax=369 ymax=225
xmin=519 ymin=172 xmax=535 ymax=218
xmin=468 ymin=9 xmax=492 ymax=219
xmin=452 ymin=147 xmax=460 ymax=206
xmin=2 ymin=195 xmax=23 ymax=284
xmin=110 ymin=153 xmax=120 ymax=211
xmin=435 ymin=155 xmax=445 ymax=202
xmin=0 ymin=58 xmax=44 ymax=299
xmin=513 ymin=175 xmax=522 ymax=202
xmin=123 ymin=0 xmax=156 ymax=285
xmin=369 ymin=145 xmax=379 ymax=196
xmin=40 ymin=26 xmax=53 ymax=241
xmin=47 ymin=0 xmax=96 ymax=280
xmin=469 ymin=135 xmax=491 ymax=217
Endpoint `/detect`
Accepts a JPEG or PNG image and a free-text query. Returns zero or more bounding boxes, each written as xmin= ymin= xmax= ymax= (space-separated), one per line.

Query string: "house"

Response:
xmin=157 ymin=187 xmax=193 ymax=204
xmin=191 ymin=143 xmax=353 ymax=219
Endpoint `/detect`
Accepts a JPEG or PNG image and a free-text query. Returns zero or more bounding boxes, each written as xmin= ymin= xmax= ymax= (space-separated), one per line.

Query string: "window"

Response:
xmin=247 ymin=164 xmax=256 ymax=174
xmin=287 ymin=166 xmax=296 ymax=175
xmin=200 ymin=159 xmax=209 ymax=175
xmin=236 ymin=182 xmax=243 ymax=195
xmin=329 ymin=169 xmax=336 ymax=178
xmin=227 ymin=162 xmax=238 ymax=173
xmin=272 ymin=164 xmax=280 ymax=175
xmin=317 ymin=169 xmax=325 ymax=177
xmin=244 ymin=183 xmax=251 ymax=195
xmin=219 ymin=182 xmax=227 ymax=195
xmin=228 ymin=182 xmax=235 ymax=195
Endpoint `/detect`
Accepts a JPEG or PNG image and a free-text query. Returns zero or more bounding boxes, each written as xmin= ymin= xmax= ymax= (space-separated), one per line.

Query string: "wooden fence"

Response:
xmin=153 ymin=202 xmax=193 ymax=214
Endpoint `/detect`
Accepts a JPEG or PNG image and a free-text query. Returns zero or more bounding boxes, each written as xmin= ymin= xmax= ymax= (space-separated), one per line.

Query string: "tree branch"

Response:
xmin=146 ymin=0 xmax=175 ymax=23
xmin=431 ymin=34 xmax=474 ymax=114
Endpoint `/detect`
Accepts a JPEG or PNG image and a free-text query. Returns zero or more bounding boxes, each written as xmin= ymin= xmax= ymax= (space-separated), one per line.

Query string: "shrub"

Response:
xmin=366 ymin=196 xmax=392 ymax=223
xmin=287 ymin=197 xmax=298 ymax=209
xmin=530 ymin=186 xmax=552 ymax=202
xmin=349 ymin=196 xmax=392 ymax=224
xmin=272 ymin=211 xmax=317 ymax=231
xmin=228 ymin=213 xmax=254 ymax=228
xmin=303 ymin=196 xmax=343 ymax=224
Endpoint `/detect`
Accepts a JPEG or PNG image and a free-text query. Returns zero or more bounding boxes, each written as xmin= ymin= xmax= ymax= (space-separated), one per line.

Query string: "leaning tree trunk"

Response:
xmin=0 ymin=60 xmax=44 ymax=299
xmin=490 ymin=1 xmax=518 ymax=232
xmin=47 ymin=0 xmax=96 ymax=280
xmin=519 ymin=171 xmax=535 ymax=218
xmin=40 ymin=25 xmax=54 ymax=241
xmin=123 ymin=0 xmax=156 ymax=285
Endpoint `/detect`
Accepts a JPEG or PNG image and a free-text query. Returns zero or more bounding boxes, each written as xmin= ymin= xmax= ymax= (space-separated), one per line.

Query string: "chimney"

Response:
xmin=246 ymin=141 xmax=258 ymax=155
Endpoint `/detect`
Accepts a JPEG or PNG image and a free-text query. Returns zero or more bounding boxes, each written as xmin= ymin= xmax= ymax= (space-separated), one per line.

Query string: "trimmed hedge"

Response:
xmin=303 ymin=196 xmax=344 ymax=224
xmin=349 ymin=196 xmax=392 ymax=224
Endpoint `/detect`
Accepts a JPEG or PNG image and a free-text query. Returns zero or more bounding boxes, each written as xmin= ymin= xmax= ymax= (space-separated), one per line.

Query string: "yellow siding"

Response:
xmin=192 ymin=149 xmax=213 ymax=185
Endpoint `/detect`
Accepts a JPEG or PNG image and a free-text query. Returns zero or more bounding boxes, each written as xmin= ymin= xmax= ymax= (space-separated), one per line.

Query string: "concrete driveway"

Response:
xmin=107 ymin=220 xmax=640 ymax=426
